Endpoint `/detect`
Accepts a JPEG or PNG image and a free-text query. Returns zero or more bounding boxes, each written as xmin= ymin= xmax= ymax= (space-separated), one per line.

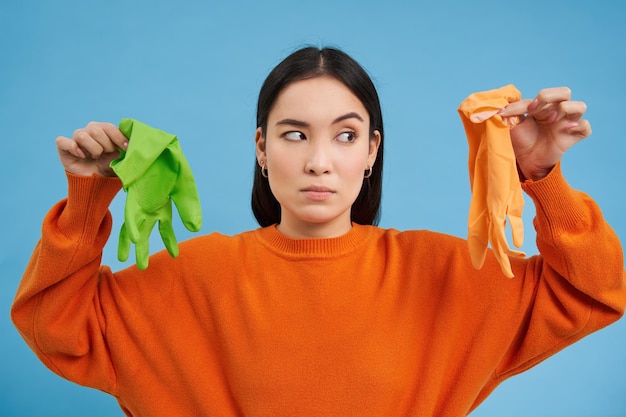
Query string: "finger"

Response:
xmin=528 ymin=99 xmax=559 ymax=124
xmin=86 ymin=121 xmax=129 ymax=155
xmin=526 ymin=87 xmax=573 ymax=123
xmin=85 ymin=122 xmax=121 ymax=154
xmin=532 ymin=87 xmax=572 ymax=109
xmin=99 ymin=122 xmax=129 ymax=150
xmin=56 ymin=135 xmax=86 ymax=159
xmin=72 ymin=128 xmax=105 ymax=159
xmin=557 ymin=100 xmax=587 ymax=122
xmin=497 ymin=99 xmax=534 ymax=117
xmin=565 ymin=119 xmax=592 ymax=139
xmin=72 ymin=122 xmax=128 ymax=159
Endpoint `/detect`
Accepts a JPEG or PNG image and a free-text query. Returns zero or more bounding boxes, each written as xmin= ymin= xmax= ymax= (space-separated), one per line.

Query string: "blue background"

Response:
xmin=1 ymin=0 xmax=625 ymax=415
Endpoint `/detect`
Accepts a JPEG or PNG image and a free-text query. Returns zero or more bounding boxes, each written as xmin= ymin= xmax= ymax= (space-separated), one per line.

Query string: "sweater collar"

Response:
xmin=255 ymin=223 xmax=372 ymax=258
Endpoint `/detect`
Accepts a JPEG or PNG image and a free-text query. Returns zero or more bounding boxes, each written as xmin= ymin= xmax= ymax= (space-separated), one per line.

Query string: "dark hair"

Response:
xmin=251 ymin=46 xmax=384 ymax=227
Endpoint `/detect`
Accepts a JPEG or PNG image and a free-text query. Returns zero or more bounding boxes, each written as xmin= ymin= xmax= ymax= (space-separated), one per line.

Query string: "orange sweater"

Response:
xmin=11 ymin=165 xmax=626 ymax=417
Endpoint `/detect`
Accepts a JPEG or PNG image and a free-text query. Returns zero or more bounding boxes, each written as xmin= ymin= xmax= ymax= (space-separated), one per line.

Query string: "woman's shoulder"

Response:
xmin=361 ymin=226 xmax=474 ymax=274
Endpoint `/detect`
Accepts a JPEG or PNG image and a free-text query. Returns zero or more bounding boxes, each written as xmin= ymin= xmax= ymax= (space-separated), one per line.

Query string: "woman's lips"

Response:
xmin=301 ymin=186 xmax=334 ymax=201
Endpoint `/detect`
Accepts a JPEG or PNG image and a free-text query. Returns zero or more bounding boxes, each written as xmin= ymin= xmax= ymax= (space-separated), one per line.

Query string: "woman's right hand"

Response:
xmin=56 ymin=122 xmax=129 ymax=177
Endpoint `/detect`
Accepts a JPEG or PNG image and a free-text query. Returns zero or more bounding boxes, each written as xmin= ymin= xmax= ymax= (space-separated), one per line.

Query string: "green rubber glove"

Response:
xmin=110 ymin=118 xmax=202 ymax=269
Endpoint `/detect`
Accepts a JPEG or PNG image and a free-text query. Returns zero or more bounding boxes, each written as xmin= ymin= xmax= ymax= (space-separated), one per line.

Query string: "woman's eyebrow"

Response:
xmin=276 ymin=118 xmax=309 ymax=127
xmin=332 ymin=112 xmax=364 ymax=124
xmin=275 ymin=112 xmax=364 ymax=127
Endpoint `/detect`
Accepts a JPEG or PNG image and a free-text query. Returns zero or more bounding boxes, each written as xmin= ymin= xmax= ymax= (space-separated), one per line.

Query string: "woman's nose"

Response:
xmin=303 ymin=140 xmax=333 ymax=175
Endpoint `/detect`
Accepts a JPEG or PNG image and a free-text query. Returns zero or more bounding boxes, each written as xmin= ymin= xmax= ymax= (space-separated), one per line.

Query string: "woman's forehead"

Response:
xmin=269 ymin=77 xmax=368 ymax=124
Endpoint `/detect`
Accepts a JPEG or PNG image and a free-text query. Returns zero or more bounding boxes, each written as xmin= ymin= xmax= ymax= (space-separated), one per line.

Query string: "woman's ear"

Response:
xmin=367 ymin=130 xmax=381 ymax=167
xmin=255 ymin=127 xmax=266 ymax=163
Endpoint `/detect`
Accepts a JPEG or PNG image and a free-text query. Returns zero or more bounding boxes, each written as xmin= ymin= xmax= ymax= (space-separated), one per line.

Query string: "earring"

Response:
xmin=364 ymin=165 xmax=373 ymax=179
xmin=259 ymin=161 xmax=268 ymax=178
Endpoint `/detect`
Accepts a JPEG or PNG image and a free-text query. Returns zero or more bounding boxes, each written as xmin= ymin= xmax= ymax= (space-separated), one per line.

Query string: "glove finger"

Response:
xmin=172 ymin=193 xmax=202 ymax=231
xmin=135 ymin=235 xmax=150 ymax=270
xmin=158 ymin=216 xmax=179 ymax=258
xmin=118 ymin=223 xmax=131 ymax=262
xmin=467 ymin=208 xmax=489 ymax=270
xmin=125 ymin=206 xmax=144 ymax=243
xmin=171 ymin=188 xmax=203 ymax=232
xmin=509 ymin=213 xmax=525 ymax=249
xmin=135 ymin=216 xmax=159 ymax=269
xmin=508 ymin=188 xmax=525 ymax=248
xmin=171 ymin=157 xmax=202 ymax=232
xmin=489 ymin=218 xmax=515 ymax=278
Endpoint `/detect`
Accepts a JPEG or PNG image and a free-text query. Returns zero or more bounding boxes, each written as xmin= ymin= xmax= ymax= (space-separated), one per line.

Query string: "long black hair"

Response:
xmin=251 ymin=46 xmax=384 ymax=227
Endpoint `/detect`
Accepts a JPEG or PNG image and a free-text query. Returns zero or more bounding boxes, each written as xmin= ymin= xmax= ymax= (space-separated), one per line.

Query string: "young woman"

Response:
xmin=12 ymin=47 xmax=625 ymax=416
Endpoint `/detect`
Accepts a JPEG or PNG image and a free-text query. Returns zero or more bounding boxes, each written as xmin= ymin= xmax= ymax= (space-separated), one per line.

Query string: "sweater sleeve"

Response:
xmin=494 ymin=161 xmax=625 ymax=379
xmin=465 ymin=163 xmax=625 ymax=410
xmin=11 ymin=171 xmax=123 ymax=394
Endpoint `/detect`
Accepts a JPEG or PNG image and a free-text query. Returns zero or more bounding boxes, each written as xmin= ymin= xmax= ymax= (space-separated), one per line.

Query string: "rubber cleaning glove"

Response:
xmin=458 ymin=84 xmax=525 ymax=278
xmin=110 ymin=118 xmax=202 ymax=270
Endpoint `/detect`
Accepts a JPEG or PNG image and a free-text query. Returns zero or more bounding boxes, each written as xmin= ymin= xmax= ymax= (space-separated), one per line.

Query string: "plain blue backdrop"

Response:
xmin=1 ymin=0 xmax=625 ymax=415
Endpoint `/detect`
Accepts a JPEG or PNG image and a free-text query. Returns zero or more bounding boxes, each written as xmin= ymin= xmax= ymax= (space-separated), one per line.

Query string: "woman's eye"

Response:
xmin=283 ymin=131 xmax=306 ymax=141
xmin=336 ymin=131 xmax=357 ymax=143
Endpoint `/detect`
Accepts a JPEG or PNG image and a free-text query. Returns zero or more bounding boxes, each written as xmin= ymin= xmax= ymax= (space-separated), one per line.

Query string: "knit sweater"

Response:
xmin=11 ymin=164 xmax=626 ymax=417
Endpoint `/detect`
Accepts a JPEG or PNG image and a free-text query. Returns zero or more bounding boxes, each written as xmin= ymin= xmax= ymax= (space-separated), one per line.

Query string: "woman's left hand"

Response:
xmin=499 ymin=87 xmax=592 ymax=181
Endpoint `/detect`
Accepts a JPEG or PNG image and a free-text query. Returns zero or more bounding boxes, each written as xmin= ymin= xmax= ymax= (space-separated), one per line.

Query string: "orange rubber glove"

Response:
xmin=458 ymin=84 xmax=526 ymax=278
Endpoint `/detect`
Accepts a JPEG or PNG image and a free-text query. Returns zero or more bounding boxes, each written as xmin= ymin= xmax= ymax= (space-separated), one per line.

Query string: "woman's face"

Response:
xmin=256 ymin=76 xmax=380 ymax=238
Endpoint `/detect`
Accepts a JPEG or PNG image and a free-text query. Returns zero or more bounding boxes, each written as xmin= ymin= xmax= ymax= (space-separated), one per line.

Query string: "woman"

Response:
xmin=11 ymin=47 xmax=625 ymax=416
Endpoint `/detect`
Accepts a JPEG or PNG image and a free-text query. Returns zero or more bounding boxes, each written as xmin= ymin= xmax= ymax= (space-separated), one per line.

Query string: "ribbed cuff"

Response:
xmin=56 ymin=172 xmax=122 ymax=242
xmin=521 ymin=162 xmax=588 ymax=235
